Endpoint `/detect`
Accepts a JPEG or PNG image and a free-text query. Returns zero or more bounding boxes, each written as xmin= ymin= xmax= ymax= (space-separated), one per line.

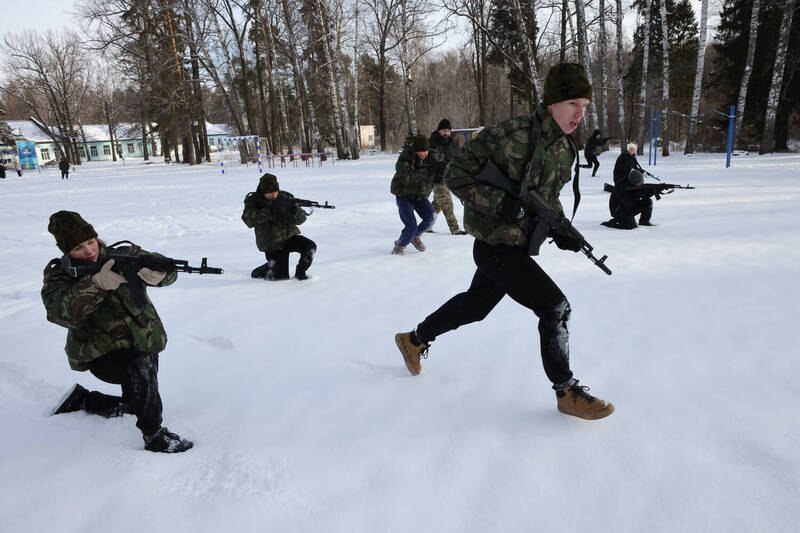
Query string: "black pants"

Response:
xmin=264 ymin=235 xmax=317 ymax=279
xmin=415 ymin=240 xmax=573 ymax=386
xmin=61 ymin=171 xmax=69 ymax=179
xmin=585 ymin=153 xmax=600 ymax=176
xmin=88 ymin=349 xmax=162 ymax=435
xmin=610 ymin=195 xmax=653 ymax=229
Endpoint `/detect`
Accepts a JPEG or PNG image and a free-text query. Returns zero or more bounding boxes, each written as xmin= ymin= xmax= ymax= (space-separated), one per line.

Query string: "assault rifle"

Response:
xmin=245 ymin=193 xmax=335 ymax=210
xmin=604 ymin=182 xmax=694 ymax=200
xmin=61 ymin=240 xmax=223 ymax=309
xmin=476 ymin=160 xmax=612 ymax=276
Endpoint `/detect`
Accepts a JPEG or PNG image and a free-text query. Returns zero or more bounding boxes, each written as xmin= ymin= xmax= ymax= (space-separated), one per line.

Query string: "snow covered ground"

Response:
xmin=1 ymin=150 xmax=798 ymax=532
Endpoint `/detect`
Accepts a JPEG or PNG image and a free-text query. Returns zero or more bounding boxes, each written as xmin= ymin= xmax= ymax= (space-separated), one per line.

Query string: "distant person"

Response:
xmin=602 ymin=143 xmax=653 ymax=229
xmin=394 ymin=63 xmax=614 ymax=421
xmin=428 ymin=119 xmax=466 ymax=235
xmin=242 ymin=173 xmax=316 ymax=280
xmin=0 ymin=162 xmax=6 ymax=179
xmin=59 ymin=158 xmax=70 ymax=180
xmin=390 ymin=134 xmax=444 ymax=255
xmin=43 ymin=211 xmax=193 ymax=453
xmin=15 ymin=159 xmax=22 ymax=177
xmin=580 ymin=129 xmax=609 ymax=177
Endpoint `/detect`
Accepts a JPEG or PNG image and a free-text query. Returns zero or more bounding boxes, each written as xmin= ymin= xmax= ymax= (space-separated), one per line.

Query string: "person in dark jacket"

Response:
xmin=0 ymin=163 xmax=6 ymax=179
xmin=581 ymin=129 xmax=608 ymax=176
xmin=428 ymin=119 xmax=466 ymax=235
xmin=390 ymin=134 xmax=443 ymax=255
xmin=242 ymin=173 xmax=316 ymax=280
xmin=59 ymin=158 xmax=70 ymax=179
xmin=43 ymin=211 xmax=193 ymax=453
xmin=602 ymin=143 xmax=653 ymax=229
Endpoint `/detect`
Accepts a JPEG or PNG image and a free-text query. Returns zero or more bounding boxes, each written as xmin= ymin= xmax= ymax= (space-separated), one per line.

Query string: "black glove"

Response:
xmin=552 ymin=233 xmax=582 ymax=252
xmin=499 ymin=195 xmax=526 ymax=223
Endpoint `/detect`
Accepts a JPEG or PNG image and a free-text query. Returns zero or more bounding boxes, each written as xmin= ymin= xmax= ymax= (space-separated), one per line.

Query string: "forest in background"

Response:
xmin=0 ymin=0 xmax=797 ymax=165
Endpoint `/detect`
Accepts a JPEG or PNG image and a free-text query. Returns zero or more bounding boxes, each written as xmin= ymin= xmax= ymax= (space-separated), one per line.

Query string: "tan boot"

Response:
xmin=395 ymin=332 xmax=429 ymax=376
xmin=556 ymin=383 xmax=614 ymax=420
xmin=411 ymin=235 xmax=426 ymax=251
xmin=392 ymin=241 xmax=406 ymax=255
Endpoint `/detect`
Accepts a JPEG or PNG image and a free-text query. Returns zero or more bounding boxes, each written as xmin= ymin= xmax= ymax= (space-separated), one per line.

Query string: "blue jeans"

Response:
xmin=396 ymin=197 xmax=435 ymax=246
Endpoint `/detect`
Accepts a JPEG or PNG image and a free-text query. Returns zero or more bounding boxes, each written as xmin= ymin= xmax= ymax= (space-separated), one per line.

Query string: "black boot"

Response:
xmin=143 ymin=427 xmax=193 ymax=453
xmin=52 ymin=384 xmax=88 ymax=415
xmin=251 ymin=262 xmax=269 ymax=279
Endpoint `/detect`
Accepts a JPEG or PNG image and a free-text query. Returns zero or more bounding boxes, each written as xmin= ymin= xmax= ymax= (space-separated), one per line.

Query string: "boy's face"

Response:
xmin=69 ymin=238 xmax=99 ymax=262
xmin=263 ymin=191 xmax=279 ymax=200
xmin=547 ymin=98 xmax=590 ymax=134
xmin=414 ymin=150 xmax=429 ymax=160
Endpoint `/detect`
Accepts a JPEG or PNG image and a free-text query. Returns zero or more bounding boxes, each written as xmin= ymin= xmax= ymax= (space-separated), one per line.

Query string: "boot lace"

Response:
xmin=419 ymin=345 xmax=429 ymax=360
xmin=570 ymin=385 xmax=595 ymax=403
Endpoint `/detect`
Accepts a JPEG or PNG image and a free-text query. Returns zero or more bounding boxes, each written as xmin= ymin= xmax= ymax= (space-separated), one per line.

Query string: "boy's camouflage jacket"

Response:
xmin=446 ymin=103 xmax=579 ymax=248
xmin=41 ymin=242 xmax=177 ymax=371
xmin=390 ymin=146 xmax=444 ymax=201
xmin=241 ymin=190 xmax=307 ymax=253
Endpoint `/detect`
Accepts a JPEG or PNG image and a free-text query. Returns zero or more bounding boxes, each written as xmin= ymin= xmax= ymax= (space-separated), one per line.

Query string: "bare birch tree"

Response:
xmin=598 ymin=0 xmax=609 ymax=133
xmin=615 ymin=0 xmax=626 ymax=149
xmin=657 ymin=0 xmax=670 ymax=156
xmin=760 ymin=0 xmax=797 ymax=154
xmin=684 ymin=0 xmax=708 ymax=154
xmin=732 ymin=0 xmax=759 ymax=150
xmin=573 ymin=0 xmax=597 ymax=129
xmin=636 ymin=0 xmax=652 ymax=155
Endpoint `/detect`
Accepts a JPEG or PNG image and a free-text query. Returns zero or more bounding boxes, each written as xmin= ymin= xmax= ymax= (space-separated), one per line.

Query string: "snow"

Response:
xmin=1 ymin=151 xmax=798 ymax=532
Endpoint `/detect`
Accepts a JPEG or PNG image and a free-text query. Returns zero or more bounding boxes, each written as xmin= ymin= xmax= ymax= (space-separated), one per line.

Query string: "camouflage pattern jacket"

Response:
xmin=241 ymin=190 xmax=307 ymax=253
xmin=446 ymin=103 xmax=578 ymax=248
xmin=41 ymin=242 xmax=177 ymax=371
xmin=390 ymin=147 xmax=444 ymax=201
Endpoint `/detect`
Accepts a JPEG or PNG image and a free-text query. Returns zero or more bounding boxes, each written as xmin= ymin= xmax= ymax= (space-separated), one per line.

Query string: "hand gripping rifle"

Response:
xmin=476 ymin=160 xmax=612 ymax=275
xmin=61 ymin=240 xmax=224 ymax=309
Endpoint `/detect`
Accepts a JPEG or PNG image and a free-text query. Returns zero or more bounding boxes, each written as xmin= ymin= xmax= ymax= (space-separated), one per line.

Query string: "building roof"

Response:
xmin=2 ymin=119 xmax=234 ymax=144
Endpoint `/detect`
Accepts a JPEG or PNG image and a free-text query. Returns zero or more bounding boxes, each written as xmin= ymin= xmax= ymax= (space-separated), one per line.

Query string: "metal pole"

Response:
xmin=257 ymin=136 xmax=263 ymax=173
xmin=220 ymin=137 xmax=227 ymax=175
xmin=726 ymin=105 xmax=735 ymax=168
xmin=649 ymin=109 xmax=654 ymax=166
xmin=654 ymin=110 xmax=659 ymax=167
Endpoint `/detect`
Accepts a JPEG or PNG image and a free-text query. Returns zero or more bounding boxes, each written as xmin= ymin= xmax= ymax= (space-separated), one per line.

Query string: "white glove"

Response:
xmin=137 ymin=267 xmax=167 ymax=286
xmin=92 ymin=259 xmax=126 ymax=291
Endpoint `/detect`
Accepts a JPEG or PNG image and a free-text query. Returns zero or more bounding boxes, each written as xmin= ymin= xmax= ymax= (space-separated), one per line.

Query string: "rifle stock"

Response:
xmin=476 ymin=160 xmax=612 ymax=275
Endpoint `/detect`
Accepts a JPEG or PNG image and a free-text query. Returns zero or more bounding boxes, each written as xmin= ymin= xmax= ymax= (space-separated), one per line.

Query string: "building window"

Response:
xmin=209 ymin=138 xmax=215 ymax=145
xmin=127 ymin=143 xmax=135 ymax=154
xmin=90 ymin=145 xmax=98 ymax=157
xmin=41 ymin=148 xmax=50 ymax=160
xmin=103 ymin=145 xmax=111 ymax=156
xmin=78 ymin=147 xmax=86 ymax=159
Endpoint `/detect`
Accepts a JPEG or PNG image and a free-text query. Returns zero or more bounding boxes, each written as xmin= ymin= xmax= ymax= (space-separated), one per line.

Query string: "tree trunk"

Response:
xmin=636 ymin=0 xmax=653 ymax=155
xmin=280 ymin=0 xmax=321 ymax=153
xmin=658 ymin=0 xmax=670 ymax=156
xmin=314 ymin=0 xmax=346 ymax=158
xmin=733 ymin=0 xmax=759 ymax=150
xmin=511 ymin=0 xmax=542 ymax=106
xmin=574 ymin=0 xmax=598 ymax=130
xmin=352 ymin=1 xmax=362 ymax=153
xmin=684 ymin=0 xmax=709 ymax=154
xmin=561 ymin=0 xmax=568 ymax=63
xmin=599 ymin=0 xmax=609 ymax=133
xmin=760 ymin=0 xmax=796 ymax=154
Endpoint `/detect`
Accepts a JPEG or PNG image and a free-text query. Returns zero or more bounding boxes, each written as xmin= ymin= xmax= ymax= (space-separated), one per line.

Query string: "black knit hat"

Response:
xmin=437 ymin=119 xmax=452 ymax=131
xmin=257 ymin=173 xmax=279 ymax=194
xmin=411 ymin=134 xmax=429 ymax=152
xmin=628 ymin=169 xmax=644 ymax=186
xmin=48 ymin=211 xmax=98 ymax=253
xmin=543 ymin=63 xmax=593 ymax=106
